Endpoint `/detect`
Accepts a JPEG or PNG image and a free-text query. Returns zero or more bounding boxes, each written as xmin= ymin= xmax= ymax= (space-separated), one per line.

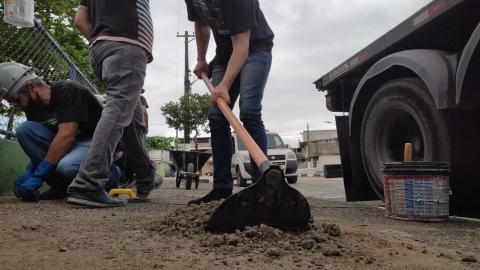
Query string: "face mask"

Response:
xmin=24 ymin=93 xmax=48 ymax=120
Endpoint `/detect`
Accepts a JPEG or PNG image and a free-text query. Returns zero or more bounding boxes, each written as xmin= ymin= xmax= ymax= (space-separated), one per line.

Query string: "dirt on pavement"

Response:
xmin=0 ymin=179 xmax=479 ymax=270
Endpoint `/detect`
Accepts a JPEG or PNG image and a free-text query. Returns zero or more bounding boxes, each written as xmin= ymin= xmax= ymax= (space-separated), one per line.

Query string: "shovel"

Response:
xmin=201 ymin=73 xmax=312 ymax=233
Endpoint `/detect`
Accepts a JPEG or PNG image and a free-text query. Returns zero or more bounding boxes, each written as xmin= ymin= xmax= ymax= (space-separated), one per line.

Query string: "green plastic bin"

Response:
xmin=0 ymin=139 xmax=29 ymax=193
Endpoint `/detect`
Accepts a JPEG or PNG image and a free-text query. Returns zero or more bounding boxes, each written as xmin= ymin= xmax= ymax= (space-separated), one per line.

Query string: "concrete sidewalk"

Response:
xmin=297 ymin=168 xmax=323 ymax=177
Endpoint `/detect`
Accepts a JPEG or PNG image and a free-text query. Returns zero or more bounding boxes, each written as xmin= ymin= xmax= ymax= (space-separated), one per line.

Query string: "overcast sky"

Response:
xmin=143 ymin=0 xmax=431 ymax=145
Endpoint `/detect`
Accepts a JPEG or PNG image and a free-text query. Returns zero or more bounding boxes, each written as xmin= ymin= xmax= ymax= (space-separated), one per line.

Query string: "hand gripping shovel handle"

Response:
xmin=201 ymin=73 xmax=268 ymax=167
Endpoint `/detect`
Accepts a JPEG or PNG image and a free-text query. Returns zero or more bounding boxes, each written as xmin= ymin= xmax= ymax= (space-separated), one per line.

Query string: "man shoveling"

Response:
xmin=185 ymin=0 xmax=275 ymax=204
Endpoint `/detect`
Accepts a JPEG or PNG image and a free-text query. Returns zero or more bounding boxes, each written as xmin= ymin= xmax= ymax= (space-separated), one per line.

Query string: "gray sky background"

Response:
xmin=143 ymin=0 xmax=431 ymax=145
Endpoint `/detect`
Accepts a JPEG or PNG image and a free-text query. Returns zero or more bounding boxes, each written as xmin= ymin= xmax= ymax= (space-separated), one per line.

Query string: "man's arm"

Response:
xmin=44 ymin=122 xmax=78 ymax=165
xmin=193 ymin=21 xmax=211 ymax=79
xmin=74 ymin=7 xmax=92 ymax=39
xmin=14 ymin=122 xmax=77 ymax=201
xmin=212 ymin=30 xmax=250 ymax=105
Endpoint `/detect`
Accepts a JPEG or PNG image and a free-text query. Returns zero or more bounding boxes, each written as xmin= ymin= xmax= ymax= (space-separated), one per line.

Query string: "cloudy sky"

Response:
xmin=143 ymin=0 xmax=431 ymax=145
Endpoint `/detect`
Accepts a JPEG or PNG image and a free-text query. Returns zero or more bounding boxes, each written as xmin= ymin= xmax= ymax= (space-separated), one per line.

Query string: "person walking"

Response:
xmin=67 ymin=0 xmax=155 ymax=207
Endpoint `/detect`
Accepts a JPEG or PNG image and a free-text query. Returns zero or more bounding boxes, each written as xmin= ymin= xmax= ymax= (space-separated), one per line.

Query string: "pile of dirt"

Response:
xmin=148 ymin=202 xmax=344 ymax=259
xmin=144 ymin=200 xmax=480 ymax=268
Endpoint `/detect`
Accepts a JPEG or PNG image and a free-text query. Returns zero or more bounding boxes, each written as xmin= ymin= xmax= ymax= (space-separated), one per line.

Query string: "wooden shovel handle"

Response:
xmin=201 ymin=73 xmax=268 ymax=166
xmin=404 ymin=143 xmax=413 ymax=162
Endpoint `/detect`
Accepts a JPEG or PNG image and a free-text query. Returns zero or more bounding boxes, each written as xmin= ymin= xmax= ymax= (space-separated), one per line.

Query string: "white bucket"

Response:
xmin=3 ymin=0 xmax=35 ymax=28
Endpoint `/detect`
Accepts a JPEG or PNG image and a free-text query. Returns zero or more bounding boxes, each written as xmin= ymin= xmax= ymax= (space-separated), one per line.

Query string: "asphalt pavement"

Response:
xmin=293 ymin=176 xmax=346 ymax=201
xmin=201 ymin=174 xmax=350 ymax=202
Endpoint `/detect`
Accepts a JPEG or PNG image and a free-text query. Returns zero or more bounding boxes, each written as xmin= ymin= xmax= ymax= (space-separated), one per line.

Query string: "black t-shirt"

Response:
xmin=78 ymin=0 xmax=154 ymax=63
xmin=50 ymin=81 xmax=103 ymax=138
xmin=185 ymin=0 xmax=274 ymax=65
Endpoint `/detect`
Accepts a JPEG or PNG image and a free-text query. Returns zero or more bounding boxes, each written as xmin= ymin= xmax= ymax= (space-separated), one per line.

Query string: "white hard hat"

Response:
xmin=0 ymin=62 xmax=39 ymax=101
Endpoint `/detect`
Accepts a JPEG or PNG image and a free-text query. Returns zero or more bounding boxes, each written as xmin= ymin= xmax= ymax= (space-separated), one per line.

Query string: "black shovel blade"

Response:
xmin=205 ymin=166 xmax=311 ymax=233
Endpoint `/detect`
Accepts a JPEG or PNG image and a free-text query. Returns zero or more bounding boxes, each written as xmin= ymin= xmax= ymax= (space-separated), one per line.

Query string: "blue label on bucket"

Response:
xmin=389 ymin=176 xmax=448 ymax=217
xmin=405 ymin=180 xmax=414 ymax=214
xmin=384 ymin=172 xmax=449 ymax=220
xmin=406 ymin=179 xmax=438 ymax=215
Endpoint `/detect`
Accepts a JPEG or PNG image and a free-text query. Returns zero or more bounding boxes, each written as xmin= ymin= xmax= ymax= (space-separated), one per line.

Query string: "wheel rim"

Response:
xmin=377 ymin=109 xmax=424 ymax=160
xmin=371 ymin=108 xmax=426 ymax=188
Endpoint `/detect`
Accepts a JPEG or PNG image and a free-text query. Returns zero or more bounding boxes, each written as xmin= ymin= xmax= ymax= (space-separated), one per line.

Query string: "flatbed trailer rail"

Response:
xmin=315 ymin=0 xmax=471 ymax=91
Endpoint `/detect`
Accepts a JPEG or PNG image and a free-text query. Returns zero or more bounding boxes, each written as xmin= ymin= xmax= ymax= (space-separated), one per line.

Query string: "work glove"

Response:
xmin=14 ymin=163 xmax=34 ymax=198
xmin=16 ymin=160 xmax=56 ymax=202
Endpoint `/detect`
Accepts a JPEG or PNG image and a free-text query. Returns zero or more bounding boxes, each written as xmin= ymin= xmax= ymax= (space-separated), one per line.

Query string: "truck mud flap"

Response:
xmin=324 ymin=164 xmax=343 ymax=178
xmin=336 ymin=116 xmax=378 ymax=201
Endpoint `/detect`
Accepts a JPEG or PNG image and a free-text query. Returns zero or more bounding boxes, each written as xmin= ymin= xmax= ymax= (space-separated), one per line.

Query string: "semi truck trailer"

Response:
xmin=315 ymin=0 xmax=480 ymax=217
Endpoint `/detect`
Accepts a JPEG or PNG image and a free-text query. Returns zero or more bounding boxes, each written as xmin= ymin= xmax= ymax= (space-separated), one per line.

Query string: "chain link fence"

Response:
xmin=0 ymin=10 xmax=96 ymax=138
xmin=0 ymin=114 xmax=22 ymax=137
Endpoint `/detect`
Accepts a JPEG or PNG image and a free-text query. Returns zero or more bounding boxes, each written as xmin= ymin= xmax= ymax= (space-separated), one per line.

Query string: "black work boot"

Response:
xmin=66 ymin=188 xmax=127 ymax=208
xmin=188 ymin=188 xmax=232 ymax=205
xmin=39 ymin=187 xmax=67 ymax=200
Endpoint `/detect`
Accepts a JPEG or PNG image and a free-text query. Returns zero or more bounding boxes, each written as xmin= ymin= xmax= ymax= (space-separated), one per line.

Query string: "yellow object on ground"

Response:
xmin=108 ymin=188 xmax=136 ymax=200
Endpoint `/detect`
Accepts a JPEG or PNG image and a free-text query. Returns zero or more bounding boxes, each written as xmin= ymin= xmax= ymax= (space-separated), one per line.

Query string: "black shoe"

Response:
xmin=188 ymin=188 xmax=232 ymax=205
xmin=66 ymin=188 xmax=127 ymax=208
xmin=39 ymin=188 xmax=67 ymax=200
xmin=135 ymin=173 xmax=155 ymax=199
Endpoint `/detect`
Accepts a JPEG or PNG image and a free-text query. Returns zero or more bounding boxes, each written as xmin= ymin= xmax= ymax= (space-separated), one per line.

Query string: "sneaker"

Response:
xmin=66 ymin=188 xmax=127 ymax=208
xmin=39 ymin=188 xmax=67 ymax=200
xmin=188 ymin=188 xmax=232 ymax=205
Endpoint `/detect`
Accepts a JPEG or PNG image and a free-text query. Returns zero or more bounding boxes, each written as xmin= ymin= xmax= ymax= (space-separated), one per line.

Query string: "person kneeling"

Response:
xmin=0 ymin=62 xmax=107 ymax=201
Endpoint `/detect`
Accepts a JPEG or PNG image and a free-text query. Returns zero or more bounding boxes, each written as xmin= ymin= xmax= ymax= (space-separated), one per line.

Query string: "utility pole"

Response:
xmin=175 ymin=129 xmax=179 ymax=150
xmin=176 ymin=31 xmax=196 ymax=145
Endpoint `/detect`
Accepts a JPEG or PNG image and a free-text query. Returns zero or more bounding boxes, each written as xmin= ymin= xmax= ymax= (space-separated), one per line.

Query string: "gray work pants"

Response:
xmin=68 ymin=41 xmax=154 ymax=193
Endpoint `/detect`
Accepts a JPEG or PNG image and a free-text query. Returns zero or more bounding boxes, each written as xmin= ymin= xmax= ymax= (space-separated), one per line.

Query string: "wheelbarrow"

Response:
xmin=170 ymin=150 xmax=211 ymax=190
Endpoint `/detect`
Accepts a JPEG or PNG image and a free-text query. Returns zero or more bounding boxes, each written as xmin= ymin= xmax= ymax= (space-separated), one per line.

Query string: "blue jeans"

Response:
xmin=16 ymin=121 xmax=91 ymax=190
xmin=209 ymin=51 xmax=272 ymax=190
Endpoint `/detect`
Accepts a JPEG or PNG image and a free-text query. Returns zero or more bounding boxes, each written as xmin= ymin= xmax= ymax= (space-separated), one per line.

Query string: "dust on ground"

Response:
xmin=0 ymin=179 xmax=479 ymax=270
xmin=149 ymin=201 xmax=344 ymax=266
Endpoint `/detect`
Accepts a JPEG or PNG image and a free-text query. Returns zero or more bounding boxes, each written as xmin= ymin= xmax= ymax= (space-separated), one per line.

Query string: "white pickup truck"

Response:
xmin=231 ymin=132 xmax=298 ymax=187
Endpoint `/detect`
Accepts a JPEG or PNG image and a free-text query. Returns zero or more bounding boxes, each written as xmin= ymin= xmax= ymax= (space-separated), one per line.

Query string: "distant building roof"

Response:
xmin=302 ymin=130 xmax=337 ymax=142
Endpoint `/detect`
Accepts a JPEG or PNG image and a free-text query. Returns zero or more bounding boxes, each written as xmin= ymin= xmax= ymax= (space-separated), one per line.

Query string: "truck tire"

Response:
xmin=236 ymin=167 xmax=248 ymax=187
xmin=360 ymin=78 xmax=450 ymax=198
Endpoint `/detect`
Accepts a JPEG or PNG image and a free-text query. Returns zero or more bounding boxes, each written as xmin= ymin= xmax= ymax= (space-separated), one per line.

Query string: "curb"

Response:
xmin=299 ymin=173 xmax=323 ymax=177
xmin=199 ymin=178 xmax=210 ymax=183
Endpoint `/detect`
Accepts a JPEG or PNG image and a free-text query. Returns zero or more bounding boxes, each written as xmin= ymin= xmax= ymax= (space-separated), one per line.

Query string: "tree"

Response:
xmin=35 ymin=0 xmax=99 ymax=87
xmin=146 ymin=136 xmax=177 ymax=150
xmin=0 ymin=0 xmax=99 ymax=132
xmin=161 ymin=92 xmax=211 ymax=150
xmin=0 ymin=1 xmax=97 ymax=88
